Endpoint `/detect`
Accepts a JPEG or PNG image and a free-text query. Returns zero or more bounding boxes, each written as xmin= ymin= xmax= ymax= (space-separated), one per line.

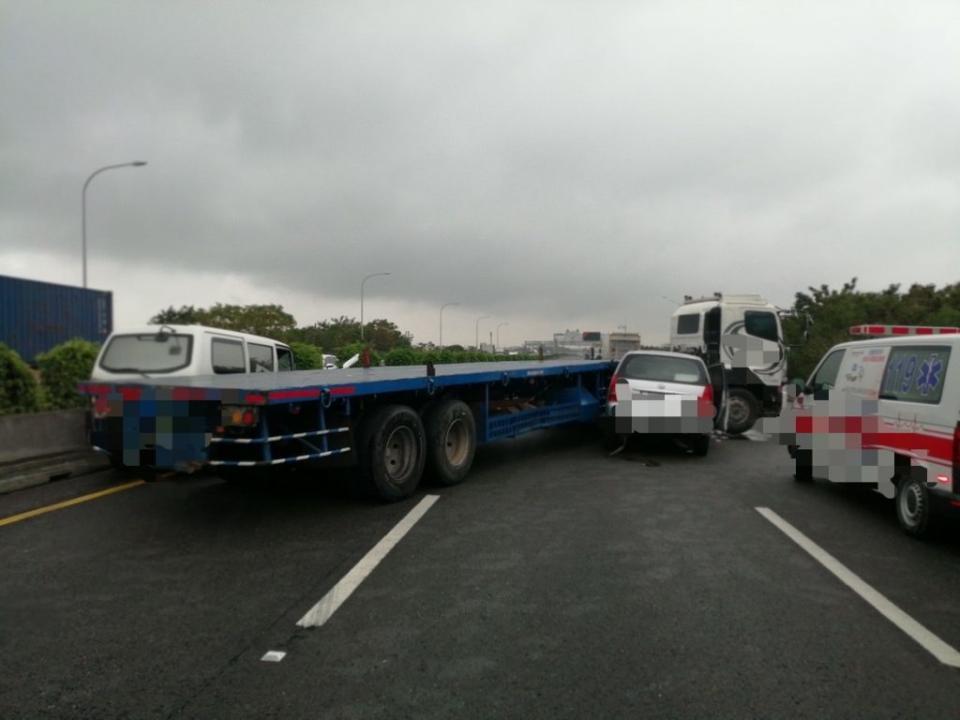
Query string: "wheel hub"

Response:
xmin=383 ymin=426 xmax=416 ymax=483
xmin=444 ymin=418 xmax=469 ymax=466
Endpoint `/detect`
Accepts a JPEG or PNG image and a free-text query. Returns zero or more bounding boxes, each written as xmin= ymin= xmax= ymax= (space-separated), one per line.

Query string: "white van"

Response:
xmin=90 ymin=325 xmax=296 ymax=382
xmin=784 ymin=324 xmax=960 ymax=537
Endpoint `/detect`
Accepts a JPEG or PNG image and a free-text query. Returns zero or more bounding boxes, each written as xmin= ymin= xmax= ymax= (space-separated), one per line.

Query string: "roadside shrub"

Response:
xmin=384 ymin=347 xmax=420 ymax=366
xmin=0 ymin=343 xmax=41 ymax=414
xmin=36 ymin=339 xmax=99 ymax=410
xmin=289 ymin=341 xmax=325 ymax=370
xmin=335 ymin=342 xmax=383 ymax=367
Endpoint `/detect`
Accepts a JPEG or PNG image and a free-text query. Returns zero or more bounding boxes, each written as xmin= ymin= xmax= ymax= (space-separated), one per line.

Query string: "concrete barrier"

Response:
xmin=0 ymin=409 xmax=89 ymax=464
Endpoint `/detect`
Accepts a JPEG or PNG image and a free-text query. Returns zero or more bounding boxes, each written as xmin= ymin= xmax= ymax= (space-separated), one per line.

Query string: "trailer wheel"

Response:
xmin=725 ymin=388 xmax=759 ymax=434
xmin=895 ymin=471 xmax=932 ymax=538
xmin=424 ymin=399 xmax=477 ymax=486
xmin=358 ymin=405 xmax=426 ymax=501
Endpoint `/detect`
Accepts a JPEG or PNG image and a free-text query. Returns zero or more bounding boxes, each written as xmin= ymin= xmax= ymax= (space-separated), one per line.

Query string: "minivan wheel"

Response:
xmin=793 ymin=449 xmax=813 ymax=482
xmin=725 ymin=388 xmax=759 ymax=435
xmin=691 ymin=434 xmax=710 ymax=457
xmin=895 ymin=473 xmax=931 ymax=538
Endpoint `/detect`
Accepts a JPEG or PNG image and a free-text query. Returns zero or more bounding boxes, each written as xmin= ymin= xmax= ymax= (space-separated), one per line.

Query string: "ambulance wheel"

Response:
xmin=725 ymin=389 xmax=759 ymax=434
xmin=793 ymin=449 xmax=813 ymax=482
xmin=424 ymin=398 xmax=476 ymax=486
xmin=358 ymin=404 xmax=426 ymax=501
xmin=895 ymin=473 xmax=932 ymax=538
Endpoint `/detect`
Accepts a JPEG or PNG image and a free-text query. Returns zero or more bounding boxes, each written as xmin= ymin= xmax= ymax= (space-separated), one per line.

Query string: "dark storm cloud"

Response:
xmin=2 ymin=1 xmax=959 ymax=335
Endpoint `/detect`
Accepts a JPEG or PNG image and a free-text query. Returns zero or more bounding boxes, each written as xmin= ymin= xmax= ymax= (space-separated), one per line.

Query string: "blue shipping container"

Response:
xmin=0 ymin=274 xmax=113 ymax=363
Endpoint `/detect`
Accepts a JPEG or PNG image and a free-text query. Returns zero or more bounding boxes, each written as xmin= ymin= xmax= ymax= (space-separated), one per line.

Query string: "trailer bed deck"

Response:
xmin=85 ymin=360 xmax=615 ymax=403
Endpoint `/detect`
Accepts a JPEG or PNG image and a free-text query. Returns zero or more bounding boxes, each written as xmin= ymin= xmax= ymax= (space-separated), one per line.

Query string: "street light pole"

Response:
xmin=82 ymin=161 xmax=147 ymax=288
xmin=496 ymin=322 xmax=509 ymax=352
xmin=360 ymin=272 xmax=391 ymax=341
xmin=475 ymin=315 xmax=490 ymax=350
xmin=439 ymin=302 xmax=459 ymax=348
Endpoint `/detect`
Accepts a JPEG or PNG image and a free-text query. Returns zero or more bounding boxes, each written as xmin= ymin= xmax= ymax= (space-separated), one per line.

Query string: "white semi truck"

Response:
xmin=669 ymin=293 xmax=787 ymax=433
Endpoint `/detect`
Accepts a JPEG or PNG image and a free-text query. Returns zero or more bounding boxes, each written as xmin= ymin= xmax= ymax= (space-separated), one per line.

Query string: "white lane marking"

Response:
xmin=261 ymin=650 xmax=286 ymax=662
xmin=296 ymin=494 xmax=440 ymax=629
xmin=756 ymin=506 xmax=960 ymax=669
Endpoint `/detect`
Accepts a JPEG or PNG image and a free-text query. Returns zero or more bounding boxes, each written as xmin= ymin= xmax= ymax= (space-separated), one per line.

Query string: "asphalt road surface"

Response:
xmin=4 ymin=428 xmax=960 ymax=719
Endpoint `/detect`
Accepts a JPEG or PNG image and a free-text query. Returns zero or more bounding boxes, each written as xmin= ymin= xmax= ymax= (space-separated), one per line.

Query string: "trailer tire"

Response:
xmin=358 ymin=405 xmax=426 ymax=501
xmin=895 ymin=471 xmax=932 ymax=538
xmin=424 ymin=399 xmax=477 ymax=486
xmin=725 ymin=388 xmax=759 ymax=435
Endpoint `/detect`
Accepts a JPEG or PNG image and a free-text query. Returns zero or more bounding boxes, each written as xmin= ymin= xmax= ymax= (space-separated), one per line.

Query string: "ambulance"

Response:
xmin=785 ymin=324 xmax=960 ymax=537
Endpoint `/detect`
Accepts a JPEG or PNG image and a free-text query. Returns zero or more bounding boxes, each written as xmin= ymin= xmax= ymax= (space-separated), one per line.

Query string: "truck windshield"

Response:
xmin=619 ymin=354 xmax=707 ymax=385
xmin=99 ymin=333 xmax=193 ymax=374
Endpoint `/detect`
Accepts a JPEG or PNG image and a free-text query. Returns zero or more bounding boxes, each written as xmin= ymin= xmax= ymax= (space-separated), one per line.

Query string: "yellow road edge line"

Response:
xmin=0 ymin=480 xmax=146 ymax=528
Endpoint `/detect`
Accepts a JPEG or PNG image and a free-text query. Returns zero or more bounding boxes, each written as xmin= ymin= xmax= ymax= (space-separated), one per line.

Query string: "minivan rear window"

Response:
xmin=880 ymin=346 xmax=951 ymax=404
xmin=99 ymin=333 xmax=193 ymax=374
xmin=618 ymin=354 xmax=707 ymax=385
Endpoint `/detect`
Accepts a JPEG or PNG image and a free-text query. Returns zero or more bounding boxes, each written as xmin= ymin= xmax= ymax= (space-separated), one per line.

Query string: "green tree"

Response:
xmin=288 ymin=342 xmax=326 ymax=370
xmin=150 ymin=305 xmax=204 ymax=324
xmin=0 ymin=343 xmax=41 ymax=414
xmin=202 ymin=303 xmax=297 ymax=338
xmin=36 ymin=339 xmax=100 ymax=410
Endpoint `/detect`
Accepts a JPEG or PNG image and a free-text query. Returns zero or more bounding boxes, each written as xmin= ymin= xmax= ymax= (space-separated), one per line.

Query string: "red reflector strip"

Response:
xmin=245 ymin=393 xmax=267 ymax=405
xmin=172 ymin=387 xmax=208 ymax=401
xmin=268 ymin=389 xmax=322 ymax=401
xmin=329 ymin=386 xmax=356 ymax=397
xmin=891 ymin=326 xmax=909 ymax=335
xmin=120 ymin=386 xmax=142 ymax=401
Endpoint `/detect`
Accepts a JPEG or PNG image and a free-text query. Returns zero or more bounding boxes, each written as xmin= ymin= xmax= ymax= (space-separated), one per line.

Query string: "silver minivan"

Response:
xmin=90 ymin=324 xmax=295 ymax=382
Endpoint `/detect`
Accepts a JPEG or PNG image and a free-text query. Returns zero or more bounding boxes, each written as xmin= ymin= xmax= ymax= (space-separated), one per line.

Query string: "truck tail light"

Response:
xmin=221 ymin=405 xmax=259 ymax=428
xmin=607 ymin=374 xmax=619 ymax=402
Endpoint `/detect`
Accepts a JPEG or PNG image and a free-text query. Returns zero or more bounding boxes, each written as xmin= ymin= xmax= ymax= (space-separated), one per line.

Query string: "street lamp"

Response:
xmin=82 ymin=161 xmax=147 ymax=288
xmin=439 ymin=302 xmax=459 ymax=348
xmin=360 ymin=272 xmax=391 ymax=341
xmin=496 ymin=322 xmax=509 ymax=352
xmin=475 ymin=315 xmax=490 ymax=350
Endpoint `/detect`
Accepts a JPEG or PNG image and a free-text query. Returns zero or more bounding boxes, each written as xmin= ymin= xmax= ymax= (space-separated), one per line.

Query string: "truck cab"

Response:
xmin=670 ymin=293 xmax=786 ymax=433
xmin=90 ymin=325 xmax=295 ymax=382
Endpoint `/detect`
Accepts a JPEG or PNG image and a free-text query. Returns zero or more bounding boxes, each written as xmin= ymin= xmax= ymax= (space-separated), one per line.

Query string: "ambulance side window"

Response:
xmin=880 ymin=346 xmax=950 ymax=404
xmin=810 ymin=349 xmax=844 ymax=396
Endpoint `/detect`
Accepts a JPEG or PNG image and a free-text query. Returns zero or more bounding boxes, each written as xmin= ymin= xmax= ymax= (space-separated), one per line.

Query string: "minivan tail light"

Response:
xmin=607 ymin=374 xmax=619 ymax=403
xmin=698 ymin=384 xmax=715 ymax=417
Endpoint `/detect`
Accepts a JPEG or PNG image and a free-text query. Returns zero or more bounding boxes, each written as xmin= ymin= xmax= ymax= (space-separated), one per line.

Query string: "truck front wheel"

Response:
xmin=358 ymin=405 xmax=426 ymax=501
xmin=725 ymin=388 xmax=759 ymax=435
xmin=424 ymin=398 xmax=477 ymax=486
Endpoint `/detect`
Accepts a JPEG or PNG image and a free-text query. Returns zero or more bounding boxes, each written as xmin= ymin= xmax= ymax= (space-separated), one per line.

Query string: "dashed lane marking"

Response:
xmin=756 ymin=506 xmax=960 ymax=669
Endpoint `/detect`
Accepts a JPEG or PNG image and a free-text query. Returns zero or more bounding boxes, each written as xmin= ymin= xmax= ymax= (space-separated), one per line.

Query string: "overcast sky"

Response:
xmin=2 ymin=1 xmax=958 ymax=347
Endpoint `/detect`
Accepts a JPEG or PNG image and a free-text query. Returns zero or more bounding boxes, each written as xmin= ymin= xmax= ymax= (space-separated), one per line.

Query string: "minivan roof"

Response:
xmin=109 ymin=325 xmax=290 ymax=347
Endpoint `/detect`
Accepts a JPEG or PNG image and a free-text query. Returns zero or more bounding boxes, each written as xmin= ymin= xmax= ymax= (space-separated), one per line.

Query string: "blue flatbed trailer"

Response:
xmin=79 ymin=359 xmax=615 ymax=500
